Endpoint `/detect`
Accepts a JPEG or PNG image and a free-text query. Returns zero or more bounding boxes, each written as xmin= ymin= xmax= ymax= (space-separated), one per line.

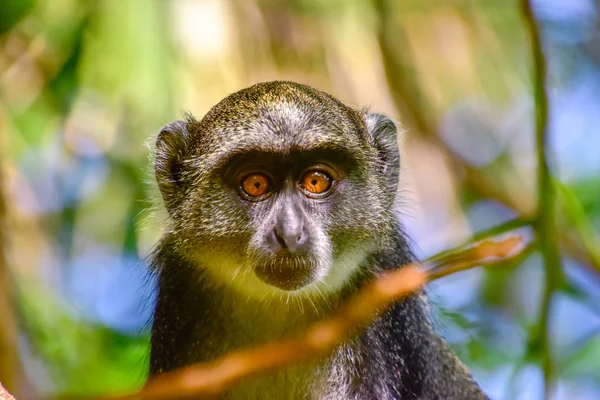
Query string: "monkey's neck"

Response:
xmin=203 ymin=271 xmax=341 ymax=342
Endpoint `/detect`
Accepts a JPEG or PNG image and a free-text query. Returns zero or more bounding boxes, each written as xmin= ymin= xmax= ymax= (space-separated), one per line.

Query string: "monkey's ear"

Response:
xmin=364 ymin=113 xmax=401 ymax=193
xmin=155 ymin=120 xmax=190 ymax=210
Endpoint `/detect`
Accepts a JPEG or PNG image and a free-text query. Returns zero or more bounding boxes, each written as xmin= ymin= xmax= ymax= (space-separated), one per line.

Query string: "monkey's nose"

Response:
xmin=271 ymin=224 xmax=307 ymax=253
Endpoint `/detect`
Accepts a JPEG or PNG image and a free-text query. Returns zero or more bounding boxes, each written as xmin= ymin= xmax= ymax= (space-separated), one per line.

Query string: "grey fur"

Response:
xmin=148 ymin=81 xmax=487 ymax=399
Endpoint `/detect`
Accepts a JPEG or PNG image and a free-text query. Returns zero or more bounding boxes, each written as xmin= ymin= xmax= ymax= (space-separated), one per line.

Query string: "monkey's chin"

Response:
xmin=253 ymin=259 xmax=315 ymax=291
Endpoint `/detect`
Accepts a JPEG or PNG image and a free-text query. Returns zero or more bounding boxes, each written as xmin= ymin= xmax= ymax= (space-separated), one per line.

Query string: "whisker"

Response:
xmin=296 ymin=295 xmax=305 ymax=314
xmin=314 ymin=285 xmax=331 ymax=309
xmin=306 ymin=294 xmax=319 ymax=316
xmin=232 ymin=265 xmax=243 ymax=280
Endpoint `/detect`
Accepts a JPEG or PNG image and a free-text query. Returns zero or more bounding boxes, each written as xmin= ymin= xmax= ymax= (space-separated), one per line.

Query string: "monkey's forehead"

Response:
xmin=216 ymin=81 xmax=354 ymax=112
xmin=187 ymin=119 xmax=373 ymax=174
xmin=180 ymin=81 xmax=378 ymax=170
xmin=196 ymin=81 xmax=367 ymax=139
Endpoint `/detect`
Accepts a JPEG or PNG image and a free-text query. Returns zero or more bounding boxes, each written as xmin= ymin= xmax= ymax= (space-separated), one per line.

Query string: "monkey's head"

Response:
xmin=155 ymin=81 xmax=401 ymax=299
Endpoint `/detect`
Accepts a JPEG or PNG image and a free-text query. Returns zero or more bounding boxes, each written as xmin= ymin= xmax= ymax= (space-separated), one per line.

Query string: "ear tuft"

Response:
xmin=364 ymin=113 xmax=401 ymax=194
xmin=155 ymin=120 xmax=190 ymax=210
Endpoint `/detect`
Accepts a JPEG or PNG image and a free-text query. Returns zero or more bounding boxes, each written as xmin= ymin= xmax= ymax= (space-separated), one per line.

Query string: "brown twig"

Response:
xmin=114 ymin=266 xmax=425 ymax=400
xmin=426 ymin=236 xmax=531 ymax=280
xmin=103 ymin=235 xmax=525 ymax=400
xmin=0 ymin=236 xmax=526 ymax=400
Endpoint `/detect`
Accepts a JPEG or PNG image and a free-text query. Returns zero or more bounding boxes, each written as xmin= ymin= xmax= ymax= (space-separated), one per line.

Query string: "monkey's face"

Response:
xmin=221 ymin=153 xmax=359 ymax=293
xmin=233 ymin=161 xmax=338 ymax=290
xmin=155 ymin=82 xmax=401 ymax=299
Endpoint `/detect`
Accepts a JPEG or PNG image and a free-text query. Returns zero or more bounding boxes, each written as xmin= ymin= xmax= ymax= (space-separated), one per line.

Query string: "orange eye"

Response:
xmin=300 ymin=170 xmax=332 ymax=194
xmin=241 ymin=173 xmax=271 ymax=197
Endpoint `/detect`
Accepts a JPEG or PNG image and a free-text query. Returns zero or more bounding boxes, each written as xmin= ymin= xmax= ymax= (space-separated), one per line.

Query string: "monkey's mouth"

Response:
xmin=253 ymin=256 xmax=316 ymax=291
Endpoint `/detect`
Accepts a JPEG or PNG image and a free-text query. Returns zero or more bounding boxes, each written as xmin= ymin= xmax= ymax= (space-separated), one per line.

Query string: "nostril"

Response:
xmin=297 ymin=226 xmax=308 ymax=245
xmin=274 ymin=229 xmax=288 ymax=249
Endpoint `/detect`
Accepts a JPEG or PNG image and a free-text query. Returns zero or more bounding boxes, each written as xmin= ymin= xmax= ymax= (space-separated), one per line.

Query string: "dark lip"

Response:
xmin=253 ymin=256 xmax=316 ymax=291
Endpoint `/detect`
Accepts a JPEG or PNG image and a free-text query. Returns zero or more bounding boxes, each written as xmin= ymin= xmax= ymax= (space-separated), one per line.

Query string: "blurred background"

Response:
xmin=1 ymin=0 xmax=599 ymax=399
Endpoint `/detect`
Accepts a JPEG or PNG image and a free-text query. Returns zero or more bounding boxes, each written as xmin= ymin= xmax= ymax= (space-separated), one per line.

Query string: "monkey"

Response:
xmin=148 ymin=81 xmax=487 ymax=399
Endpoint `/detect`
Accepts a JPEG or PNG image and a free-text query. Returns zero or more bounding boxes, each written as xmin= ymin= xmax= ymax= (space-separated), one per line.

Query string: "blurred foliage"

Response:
xmin=18 ymin=285 xmax=147 ymax=395
xmin=0 ymin=0 xmax=36 ymax=36
xmin=1 ymin=0 xmax=599 ymax=399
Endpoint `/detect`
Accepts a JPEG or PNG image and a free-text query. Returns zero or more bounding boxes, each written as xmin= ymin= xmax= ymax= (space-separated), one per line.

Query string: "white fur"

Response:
xmin=199 ymin=244 xmax=371 ymax=303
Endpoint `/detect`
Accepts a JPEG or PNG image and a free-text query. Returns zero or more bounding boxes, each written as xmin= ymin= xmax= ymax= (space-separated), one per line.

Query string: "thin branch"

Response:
xmin=426 ymin=236 xmax=534 ymax=280
xmin=0 ymin=235 xmax=528 ymax=400
xmin=520 ymin=1 xmax=563 ymax=398
xmin=102 ymin=236 xmax=526 ymax=400
xmin=115 ymin=266 xmax=426 ymax=400
xmin=426 ymin=218 xmax=532 ymax=265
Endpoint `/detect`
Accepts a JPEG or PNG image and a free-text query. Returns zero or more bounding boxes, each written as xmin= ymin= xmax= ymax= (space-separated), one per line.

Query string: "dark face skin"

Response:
xmin=221 ymin=150 xmax=350 ymax=290
xmin=155 ymin=81 xmax=400 ymax=299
